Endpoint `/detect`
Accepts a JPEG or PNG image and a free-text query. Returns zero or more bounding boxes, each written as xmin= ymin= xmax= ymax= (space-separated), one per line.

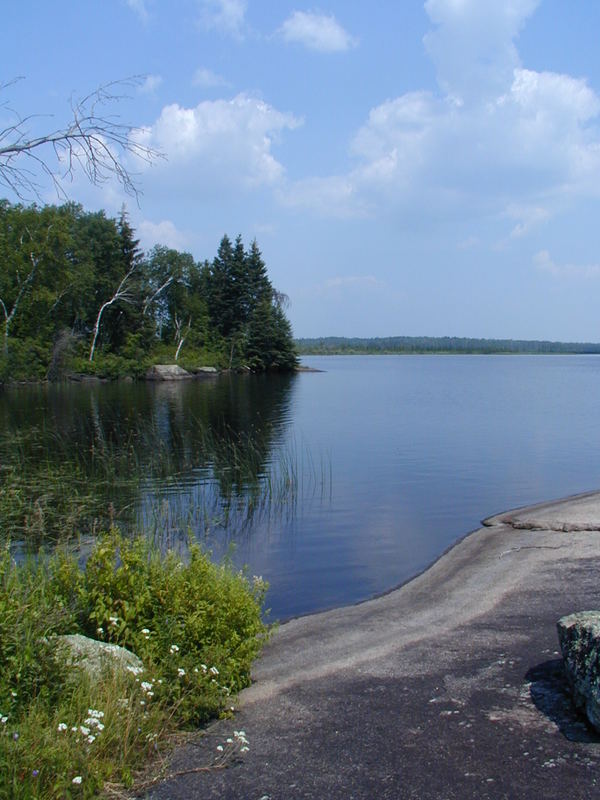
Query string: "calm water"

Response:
xmin=3 ymin=355 xmax=600 ymax=620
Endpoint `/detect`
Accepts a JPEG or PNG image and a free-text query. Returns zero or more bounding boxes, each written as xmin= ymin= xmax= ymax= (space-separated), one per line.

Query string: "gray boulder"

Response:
xmin=196 ymin=366 xmax=218 ymax=373
xmin=146 ymin=364 xmax=192 ymax=381
xmin=56 ymin=634 xmax=143 ymax=679
xmin=557 ymin=611 xmax=600 ymax=731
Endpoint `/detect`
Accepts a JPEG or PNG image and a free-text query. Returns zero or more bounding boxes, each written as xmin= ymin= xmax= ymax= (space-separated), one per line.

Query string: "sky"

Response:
xmin=3 ymin=0 xmax=600 ymax=341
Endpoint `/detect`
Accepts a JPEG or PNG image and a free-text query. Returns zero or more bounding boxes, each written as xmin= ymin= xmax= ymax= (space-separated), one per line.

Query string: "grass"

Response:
xmin=0 ymin=421 xmax=331 ymax=549
xmin=0 ymin=530 xmax=269 ymax=799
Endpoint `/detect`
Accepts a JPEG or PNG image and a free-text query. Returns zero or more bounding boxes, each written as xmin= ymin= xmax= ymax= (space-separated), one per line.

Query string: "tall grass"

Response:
xmin=0 ymin=421 xmax=331 ymax=549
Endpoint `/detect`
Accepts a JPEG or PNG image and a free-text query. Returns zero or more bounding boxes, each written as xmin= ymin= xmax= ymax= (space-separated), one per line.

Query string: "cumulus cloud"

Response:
xmin=534 ymin=250 xmax=600 ymax=279
xmin=285 ymin=1 xmax=600 ymax=230
xmin=424 ymin=0 xmax=540 ymax=103
xmin=192 ymin=67 xmax=229 ymax=88
xmin=135 ymin=94 xmax=302 ymax=190
xmin=279 ymin=11 xmax=357 ymax=52
xmin=137 ymin=219 xmax=189 ymax=251
xmin=200 ymin=0 xmax=246 ymax=38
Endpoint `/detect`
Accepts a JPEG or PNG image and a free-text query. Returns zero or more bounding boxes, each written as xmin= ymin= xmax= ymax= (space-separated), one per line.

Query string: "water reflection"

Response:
xmin=0 ymin=373 xmax=298 ymax=546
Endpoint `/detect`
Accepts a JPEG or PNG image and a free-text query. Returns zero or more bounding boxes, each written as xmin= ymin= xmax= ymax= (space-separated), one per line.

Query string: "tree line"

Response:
xmin=295 ymin=336 xmax=600 ymax=355
xmin=0 ymin=200 xmax=297 ymax=380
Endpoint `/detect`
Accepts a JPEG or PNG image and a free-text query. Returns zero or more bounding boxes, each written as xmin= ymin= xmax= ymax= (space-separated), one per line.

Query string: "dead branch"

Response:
xmin=0 ymin=77 xmax=164 ymax=202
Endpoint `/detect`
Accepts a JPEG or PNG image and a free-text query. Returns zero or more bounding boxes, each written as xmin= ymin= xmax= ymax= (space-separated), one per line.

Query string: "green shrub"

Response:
xmin=0 ymin=532 xmax=269 ymax=798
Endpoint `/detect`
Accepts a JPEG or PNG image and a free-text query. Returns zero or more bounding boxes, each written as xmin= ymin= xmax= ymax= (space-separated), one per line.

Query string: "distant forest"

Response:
xmin=295 ymin=336 xmax=600 ymax=355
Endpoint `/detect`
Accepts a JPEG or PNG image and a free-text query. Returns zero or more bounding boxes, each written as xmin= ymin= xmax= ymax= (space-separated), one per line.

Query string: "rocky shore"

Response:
xmin=144 ymin=492 xmax=600 ymax=800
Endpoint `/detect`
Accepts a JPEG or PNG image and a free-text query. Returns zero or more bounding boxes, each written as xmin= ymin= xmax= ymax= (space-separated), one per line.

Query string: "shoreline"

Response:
xmin=147 ymin=490 xmax=600 ymax=799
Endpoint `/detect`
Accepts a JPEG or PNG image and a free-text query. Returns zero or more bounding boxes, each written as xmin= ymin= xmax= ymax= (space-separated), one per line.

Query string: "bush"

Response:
xmin=0 ymin=532 xmax=269 ymax=798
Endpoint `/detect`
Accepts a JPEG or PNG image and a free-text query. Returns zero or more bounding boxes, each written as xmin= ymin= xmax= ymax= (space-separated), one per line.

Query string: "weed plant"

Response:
xmin=0 ymin=531 xmax=269 ymax=799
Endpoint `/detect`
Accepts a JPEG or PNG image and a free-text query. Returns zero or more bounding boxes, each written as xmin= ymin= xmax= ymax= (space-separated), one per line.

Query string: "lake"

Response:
xmin=3 ymin=354 xmax=600 ymax=620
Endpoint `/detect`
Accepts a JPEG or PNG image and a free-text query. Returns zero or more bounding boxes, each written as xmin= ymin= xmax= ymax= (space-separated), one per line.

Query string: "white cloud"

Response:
xmin=200 ymin=0 xmax=246 ymax=39
xmin=134 ymin=94 xmax=302 ymax=190
xmin=278 ymin=11 xmax=357 ymax=52
xmin=281 ymin=174 xmax=368 ymax=218
xmin=286 ymin=30 xmax=600 ymax=228
xmin=423 ymin=0 xmax=540 ymax=103
xmin=126 ymin=0 xmax=149 ymax=23
xmin=192 ymin=68 xmax=229 ymax=88
xmin=139 ymin=75 xmax=163 ymax=94
xmin=138 ymin=219 xmax=189 ymax=251
xmin=534 ymin=250 xmax=600 ymax=279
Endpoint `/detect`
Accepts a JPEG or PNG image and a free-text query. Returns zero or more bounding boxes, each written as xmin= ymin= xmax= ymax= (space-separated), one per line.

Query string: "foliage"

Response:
xmin=0 ymin=531 xmax=269 ymax=798
xmin=295 ymin=335 xmax=600 ymax=355
xmin=0 ymin=200 xmax=298 ymax=380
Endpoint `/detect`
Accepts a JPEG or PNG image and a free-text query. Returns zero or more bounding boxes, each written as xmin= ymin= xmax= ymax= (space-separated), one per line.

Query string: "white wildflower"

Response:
xmin=87 ymin=735 xmax=96 ymax=744
xmin=84 ymin=717 xmax=104 ymax=730
xmin=87 ymin=709 xmax=104 ymax=719
xmin=72 ymin=776 xmax=82 ymax=784
xmin=126 ymin=665 xmax=143 ymax=676
xmin=177 ymin=668 xmax=185 ymax=677
xmin=79 ymin=726 xmax=90 ymax=736
xmin=140 ymin=682 xmax=153 ymax=693
xmin=209 ymin=666 xmax=219 ymax=675
xmin=109 ymin=616 xmax=118 ymax=626
xmin=170 ymin=644 xmax=179 ymax=654
xmin=216 ymin=745 xmax=224 ymax=752
xmin=57 ymin=723 xmax=67 ymax=732
xmin=97 ymin=627 xmax=104 ymax=636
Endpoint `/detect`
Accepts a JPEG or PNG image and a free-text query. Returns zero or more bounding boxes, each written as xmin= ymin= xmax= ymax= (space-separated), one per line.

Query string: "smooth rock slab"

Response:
xmin=56 ymin=634 xmax=143 ymax=679
xmin=557 ymin=611 xmax=600 ymax=731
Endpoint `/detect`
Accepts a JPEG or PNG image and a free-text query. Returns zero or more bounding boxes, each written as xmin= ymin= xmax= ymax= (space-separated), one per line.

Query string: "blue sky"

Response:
xmin=3 ymin=0 xmax=600 ymax=341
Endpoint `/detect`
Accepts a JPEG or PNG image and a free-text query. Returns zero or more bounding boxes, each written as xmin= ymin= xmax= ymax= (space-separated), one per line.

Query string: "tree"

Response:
xmin=0 ymin=77 xmax=162 ymax=201
xmin=0 ymin=201 xmax=73 ymax=355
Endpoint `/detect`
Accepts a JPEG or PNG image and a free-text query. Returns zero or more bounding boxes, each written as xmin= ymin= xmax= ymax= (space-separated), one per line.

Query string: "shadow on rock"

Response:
xmin=526 ymin=659 xmax=600 ymax=743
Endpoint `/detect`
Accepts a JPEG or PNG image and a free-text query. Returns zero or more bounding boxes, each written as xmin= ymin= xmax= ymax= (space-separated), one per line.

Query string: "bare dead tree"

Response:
xmin=142 ymin=276 xmax=173 ymax=315
xmin=173 ymin=313 xmax=191 ymax=361
xmin=0 ymin=77 xmax=163 ymax=201
xmin=89 ymin=266 xmax=136 ymax=362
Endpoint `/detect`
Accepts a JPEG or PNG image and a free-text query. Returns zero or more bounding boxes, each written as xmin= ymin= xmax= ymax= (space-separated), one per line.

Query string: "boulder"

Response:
xmin=557 ymin=611 xmax=600 ymax=731
xmin=196 ymin=366 xmax=218 ymax=373
xmin=146 ymin=364 xmax=192 ymax=381
xmin=56 ymin=633 xmax=143 ymax=679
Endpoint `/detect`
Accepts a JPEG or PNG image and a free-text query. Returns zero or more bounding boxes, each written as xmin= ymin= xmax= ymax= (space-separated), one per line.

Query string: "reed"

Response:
xmin=0 ymin=421 xmax=331 ymax=549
